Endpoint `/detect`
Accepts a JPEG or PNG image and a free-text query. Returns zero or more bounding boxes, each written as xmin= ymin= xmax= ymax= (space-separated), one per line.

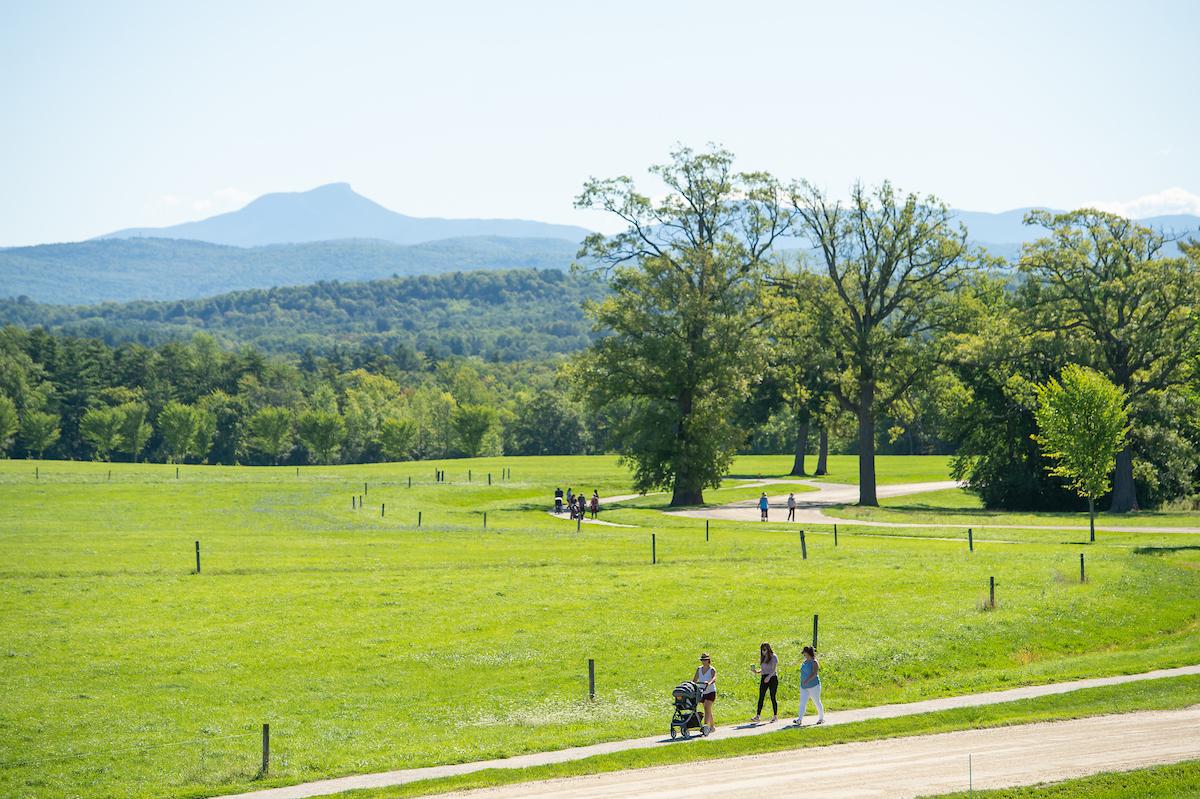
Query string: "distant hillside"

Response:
xmin=100 ymin=182 xmax=591 ymax=246
xmin=0 ymin=268 xmax=606 ymax=362
xmin=0 ymin=236 xmax=581 ymax=304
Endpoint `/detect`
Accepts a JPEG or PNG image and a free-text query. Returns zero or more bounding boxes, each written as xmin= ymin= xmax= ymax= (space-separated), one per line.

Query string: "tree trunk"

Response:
xmin=1088 ymin=496 xmax=1096 ymax=543
xmin=790 ymin=419 xmax=810 ymax=476
xmin=670 ymin=389 xmax=704 ymax=506
xmin=815 ymin=428 xmax=828 ymax=475
xmin=1109 ymin=447 xmax=1138 ymax=513
xmin=858 ymin=382 xmax=878 ymax=506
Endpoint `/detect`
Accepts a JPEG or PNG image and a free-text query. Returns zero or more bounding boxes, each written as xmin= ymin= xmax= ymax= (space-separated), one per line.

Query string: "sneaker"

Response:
xmin=769 ymin=715 xmax=777 ymax=723
xmin=794 ymin=717 xmax=804 ymax=726
xmin=749 ymin=715 xmax=761 ymax=722
xmin=815 ymin=719 xmax=824 ymax=725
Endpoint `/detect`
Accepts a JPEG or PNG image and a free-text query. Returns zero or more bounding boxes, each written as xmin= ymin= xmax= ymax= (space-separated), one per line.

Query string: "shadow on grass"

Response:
xmin=1133 ymin=544 xmax=1200 ymax=556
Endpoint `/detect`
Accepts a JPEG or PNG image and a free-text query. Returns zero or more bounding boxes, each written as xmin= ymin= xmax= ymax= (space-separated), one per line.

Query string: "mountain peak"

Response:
xmin=98 ymin=184 xmax=589 ymax=248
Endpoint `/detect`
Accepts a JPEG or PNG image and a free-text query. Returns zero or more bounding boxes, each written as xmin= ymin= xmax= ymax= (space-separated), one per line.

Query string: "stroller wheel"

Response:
xmin=669 ymin=726 xmax=677 ymax=739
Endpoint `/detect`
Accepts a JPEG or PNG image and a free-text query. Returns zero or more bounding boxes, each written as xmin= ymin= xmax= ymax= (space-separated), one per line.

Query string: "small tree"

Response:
xmin=379 ymin=417 xmax=416 ymax=462
xmin=20 ymin=410 xmax=60 ymax=459
xmin=450 ymin=404 xmax=497 ymax=458
xmin=246 ymin=406 xmax=293 ymax=465
xmin=80 ymin=407 xmax=123 ymax=461
xmin=1033 ymin=365 xmax=1130 ymax=542
xmin=0 ymin=395 xmax=18 ymax=457
xmin=297 ymin=409 xmax=345 ymax=464
xmin=116 ymin=402 xmax=152 ymax=462
xmin=158 ymin=401 xmax=200 ymax=464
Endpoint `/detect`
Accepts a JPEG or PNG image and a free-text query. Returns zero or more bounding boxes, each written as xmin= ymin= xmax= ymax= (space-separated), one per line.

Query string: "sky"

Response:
xmin=1 ymin=0 xmax=1198 ymax=246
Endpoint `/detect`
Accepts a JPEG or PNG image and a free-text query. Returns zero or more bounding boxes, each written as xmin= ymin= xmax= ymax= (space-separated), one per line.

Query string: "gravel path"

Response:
xmin=454 ymin=705 xmax=1200 ymax=798
xmin=212 ymin=665 xmax=1200 ymax=799
xmin=663 ymin=479 xmax=1200 ymax=534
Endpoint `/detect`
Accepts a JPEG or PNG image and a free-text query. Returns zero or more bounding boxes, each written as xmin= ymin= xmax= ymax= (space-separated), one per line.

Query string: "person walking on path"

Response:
xmin=796 ymin=645 xmax=824 ymax=726
xmin=554 ymin=487 xmax=564 ymax=514
xmin=749 ymin=642 xmax=779 ymax=723
xmin=758 ymin=492 xmax=769 ymax=521
xmin=589 ymin=490 xmax=599 ymax=519
xmin=694 ymin=653 xmax=718 ymax=733
xmin=787 ymin=493 xmax=796 ymax=522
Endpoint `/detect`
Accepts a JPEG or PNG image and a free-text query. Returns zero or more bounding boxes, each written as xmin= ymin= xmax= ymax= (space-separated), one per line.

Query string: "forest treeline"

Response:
xmin=4 ymin=147 xmax=1200 ymax=514
xmin=0 ymin=268 xmax=604 ymax=361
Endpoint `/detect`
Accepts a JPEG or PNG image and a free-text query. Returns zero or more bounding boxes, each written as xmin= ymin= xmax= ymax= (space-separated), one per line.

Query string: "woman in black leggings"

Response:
xmin=749 ymin=642 xmax=779 ymax=723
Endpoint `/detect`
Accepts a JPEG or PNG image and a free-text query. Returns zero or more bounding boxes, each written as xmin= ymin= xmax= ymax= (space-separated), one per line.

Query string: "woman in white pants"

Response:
xmin=796 ymin=645 xmax=824 ymax=725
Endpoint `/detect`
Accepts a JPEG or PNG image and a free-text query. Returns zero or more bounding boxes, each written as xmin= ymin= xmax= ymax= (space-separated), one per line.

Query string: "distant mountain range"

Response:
xmin=0 ymin=236 xmax=580 ymax=304
xmin=2 ymin=181 xmax=1196 ymax=306
xmin=99 ymin=182 xmax=591 ymax=246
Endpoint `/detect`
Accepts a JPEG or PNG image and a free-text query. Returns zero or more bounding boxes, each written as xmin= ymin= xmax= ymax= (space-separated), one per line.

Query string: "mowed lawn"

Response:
xmin=1 ymin=455 xmax=1198 ymax=799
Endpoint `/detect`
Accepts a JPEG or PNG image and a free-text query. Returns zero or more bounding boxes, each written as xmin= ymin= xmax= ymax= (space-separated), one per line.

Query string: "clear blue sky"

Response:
xmin=2 ymin=0 xmax=1197 ymax=246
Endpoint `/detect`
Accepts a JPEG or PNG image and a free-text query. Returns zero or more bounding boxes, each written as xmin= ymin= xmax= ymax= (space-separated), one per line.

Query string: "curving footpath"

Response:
xmin=661 ymin=479 xmax=1200 ymax=535
xmin=212 ymin=665 xmax=1200 ymax=799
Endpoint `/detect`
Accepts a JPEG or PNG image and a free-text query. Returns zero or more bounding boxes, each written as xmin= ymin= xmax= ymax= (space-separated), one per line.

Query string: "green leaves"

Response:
xmin=1033 ymin=365 xmax=1129 ymax=502
xmin=574 ymin=146 xmax=785 ymax=503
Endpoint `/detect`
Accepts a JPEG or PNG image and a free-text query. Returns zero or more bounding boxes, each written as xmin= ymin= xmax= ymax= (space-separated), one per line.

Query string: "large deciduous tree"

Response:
xmin=789 ymin=181 xmax=971 ymax=505
xmin=1020 ymin=210 xmax=1199 ymax=512
xmin=575 ymin=146 xmax=790 ymax=505
xmin=1033 ymin=364 xmax=1129 ymax=542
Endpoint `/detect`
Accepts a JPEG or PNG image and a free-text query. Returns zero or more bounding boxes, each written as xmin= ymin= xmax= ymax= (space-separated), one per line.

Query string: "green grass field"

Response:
xmin=921 ymin=760 xmax=1200 ymax=798
xmin=1 ymin=454 xmax=1197 ymax=799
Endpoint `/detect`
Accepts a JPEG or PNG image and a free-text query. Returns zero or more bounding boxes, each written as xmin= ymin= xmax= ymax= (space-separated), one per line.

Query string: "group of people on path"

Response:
xmin=759 ymin=492 xmax=800 ymax=522
xmin=554 ymin=487 xmax=599 ymax=520
xmin=691 ymin=643 xmax=824 ymax=733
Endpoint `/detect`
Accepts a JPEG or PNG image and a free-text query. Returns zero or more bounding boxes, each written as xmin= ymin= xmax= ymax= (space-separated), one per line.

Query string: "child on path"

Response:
xmin=796 ymin=645 xmax=824 ymax=726
xmin=749 ymin=642 xmax=779 ymax=723
xmin=759 ymin=492 xmax=769 ymax=521
xmin=787 ymin=493 xmax=796 ymax=522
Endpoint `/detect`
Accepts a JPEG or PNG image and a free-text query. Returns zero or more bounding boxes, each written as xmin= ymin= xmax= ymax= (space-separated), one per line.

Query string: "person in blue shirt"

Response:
xmin=758 ymin=492 xmax=769 ymax=521
xmin=796 ymin=645 xmax=824 ymax=726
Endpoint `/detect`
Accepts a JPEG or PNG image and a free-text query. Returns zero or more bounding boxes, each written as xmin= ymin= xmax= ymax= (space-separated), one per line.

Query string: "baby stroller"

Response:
xmin=669 ymin=681 xmax=709 ymax=739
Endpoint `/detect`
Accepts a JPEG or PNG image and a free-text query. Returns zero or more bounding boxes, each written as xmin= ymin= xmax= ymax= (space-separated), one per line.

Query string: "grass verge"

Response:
xmin=322 ymin=675 xmax=1200 ymax=799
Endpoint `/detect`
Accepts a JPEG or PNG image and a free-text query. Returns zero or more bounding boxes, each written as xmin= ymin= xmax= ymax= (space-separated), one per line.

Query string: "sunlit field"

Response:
xmin=1 ymin=455 xmax=1196 ymax=799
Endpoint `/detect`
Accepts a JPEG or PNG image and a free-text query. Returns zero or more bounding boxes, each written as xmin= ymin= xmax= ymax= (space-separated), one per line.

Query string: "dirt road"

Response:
xmin=452 ymin=706 xmax=1200 ymax=798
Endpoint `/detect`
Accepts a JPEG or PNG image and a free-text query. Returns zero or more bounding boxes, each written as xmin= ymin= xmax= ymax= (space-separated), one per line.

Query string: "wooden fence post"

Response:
xmin=1080 ymin=553 xmax=1085 ymax=583
xmin=968 ymin=528 xmax=974 ymax=552
xmin=261 ymin=723 xmax=269 ymax=774
xmin=800 ymin=530 xmax=807 ymax=560
xmin=418 ymin=511 xmax=422 ymax=527
xmin=652 ymin=533 xmax=656 ymax=564
xmin=588 ymin=658 xmax=596 ymax=700
xmin=834 ymin=524 xmax=838 ymax=546
xmin=195 ymin=541 xmax=201 ymax=574
xmin=989 ymin=576 xmax=996 ymax=608
xmin=812 ymin=614 xmax=819 ymax=650
xmin=705 ymin=519 xmax=709 ymax=542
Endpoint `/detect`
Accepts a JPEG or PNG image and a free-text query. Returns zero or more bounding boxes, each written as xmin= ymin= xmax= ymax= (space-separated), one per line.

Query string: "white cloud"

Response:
xmin=1086 ymin=187 xmax=1200 ymax=219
